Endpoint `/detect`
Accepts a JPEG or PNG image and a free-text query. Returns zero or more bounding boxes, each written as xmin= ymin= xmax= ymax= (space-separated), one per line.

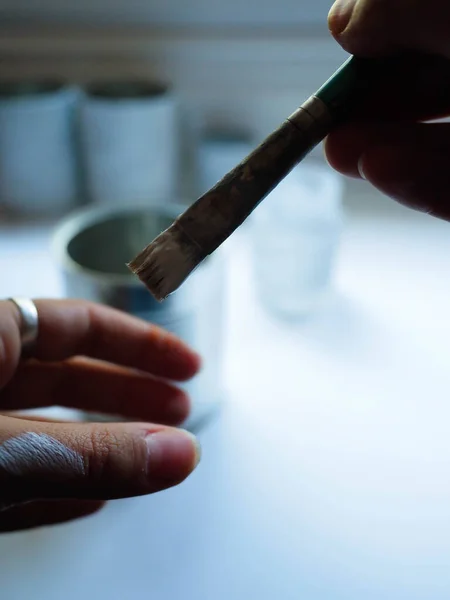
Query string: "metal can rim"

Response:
xmin=52 ymin=202 xmax=188 ymax=288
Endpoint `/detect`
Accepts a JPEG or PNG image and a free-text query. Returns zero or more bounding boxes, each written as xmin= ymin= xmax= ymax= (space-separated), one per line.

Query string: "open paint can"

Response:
xmin=52 ymin=204 xmax=225 ymax=432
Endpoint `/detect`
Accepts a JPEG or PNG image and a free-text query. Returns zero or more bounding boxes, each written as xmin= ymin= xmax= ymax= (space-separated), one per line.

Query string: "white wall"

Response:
xmin=0 ymin=0 xmax=332 ymax=26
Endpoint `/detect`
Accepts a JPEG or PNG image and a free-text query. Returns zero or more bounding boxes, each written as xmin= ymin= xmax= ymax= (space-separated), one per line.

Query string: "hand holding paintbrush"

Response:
xmin=129 ymin=0 xmax=450 ymax=301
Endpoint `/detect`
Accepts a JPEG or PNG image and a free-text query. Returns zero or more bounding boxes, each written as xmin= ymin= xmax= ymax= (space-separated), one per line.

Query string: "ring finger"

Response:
xmin=0 ymin=357 xmax=191 ymax=425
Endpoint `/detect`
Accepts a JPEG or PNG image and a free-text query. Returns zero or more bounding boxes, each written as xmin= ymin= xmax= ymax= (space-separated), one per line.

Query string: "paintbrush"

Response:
xmin=128 ymin=55 xmax=383 ymax=301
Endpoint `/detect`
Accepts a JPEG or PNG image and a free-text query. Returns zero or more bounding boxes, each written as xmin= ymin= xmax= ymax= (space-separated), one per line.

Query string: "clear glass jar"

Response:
xmin=251 ymin=158 xmax=344 ymax=320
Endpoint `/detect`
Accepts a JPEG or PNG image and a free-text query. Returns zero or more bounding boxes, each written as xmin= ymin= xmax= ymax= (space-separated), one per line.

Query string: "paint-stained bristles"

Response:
xmin=127 ymin=225 xmax=202 ymax=301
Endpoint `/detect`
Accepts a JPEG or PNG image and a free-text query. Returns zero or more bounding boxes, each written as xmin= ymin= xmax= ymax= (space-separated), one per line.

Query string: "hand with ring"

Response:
xmin=0 ymin=298 xmax=202 ymax=532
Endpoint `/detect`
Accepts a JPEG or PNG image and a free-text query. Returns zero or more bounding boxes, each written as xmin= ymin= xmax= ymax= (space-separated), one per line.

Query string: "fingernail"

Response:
xmin=357 ymin=155 xmax=367 ymax=180
xmin=146 ymin=429 xmax=201 ymax=481
xmin=328 ymin=0 xmax=357 ymax=36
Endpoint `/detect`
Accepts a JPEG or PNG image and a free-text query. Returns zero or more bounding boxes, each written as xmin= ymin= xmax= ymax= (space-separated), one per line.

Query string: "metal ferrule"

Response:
xmin=287 ymin=95 xmax=334 ymax=143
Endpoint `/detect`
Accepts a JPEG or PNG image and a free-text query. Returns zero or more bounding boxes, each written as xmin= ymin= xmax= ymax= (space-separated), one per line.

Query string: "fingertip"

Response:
xmin=164 ymin=339 xmax=203 ymax=382
xmin=328 ymin=0 xmax=356 ymax=38
xmin=357 ymin=151 xmax=372 ymax=181
xmin=164 ymin=387 xmax=192 ymax=426
xmin=146 ymin=428 xmax=201 ymax=486
xmin=185 ymin=350 xmax=202 ymax=378
xmin=324 ymin=128 xmax=365 ymax=178
xmin=328 ymin=0 xmax=395 ymax=57
xmin=131 ymin=321 xmax=203 ymax=382
xmin=356 ymin=144 xmax=450 ymax=218
xmin=357 ymin=145 xmax=401 ymax=186
xmin=149 ymin=324 xmax=202 ymax=376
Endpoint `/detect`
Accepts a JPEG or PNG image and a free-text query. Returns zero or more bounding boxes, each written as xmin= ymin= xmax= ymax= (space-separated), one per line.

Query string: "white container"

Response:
xmin=79 ymin=81 xmax=178 ymax=207
xmin=251 ymin=158 xmax=345 ymax=320
xmin=0 ymin=81 xmax=79 ymax=216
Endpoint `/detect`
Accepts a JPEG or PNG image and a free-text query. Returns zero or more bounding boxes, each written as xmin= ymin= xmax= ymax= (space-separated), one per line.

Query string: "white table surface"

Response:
xmin=1 ymin=194 xmax=450 ymax=600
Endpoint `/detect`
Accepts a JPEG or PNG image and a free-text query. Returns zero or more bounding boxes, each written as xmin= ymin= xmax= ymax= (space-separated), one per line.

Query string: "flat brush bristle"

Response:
xmin=127 ymin=226 xmax=201 ymax=301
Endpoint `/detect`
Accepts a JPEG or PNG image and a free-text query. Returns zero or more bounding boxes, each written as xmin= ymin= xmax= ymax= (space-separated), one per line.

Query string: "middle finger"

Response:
xmin=0 ymin=358 xmax=190 ymax=425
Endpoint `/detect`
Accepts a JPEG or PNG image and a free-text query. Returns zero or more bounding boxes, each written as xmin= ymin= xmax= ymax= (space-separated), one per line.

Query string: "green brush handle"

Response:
xmin=315 ymin=55 xmax=389 ymax=119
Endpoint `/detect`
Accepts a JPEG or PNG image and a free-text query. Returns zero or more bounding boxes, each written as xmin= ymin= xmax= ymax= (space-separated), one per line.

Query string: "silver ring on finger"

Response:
xmin=7 ymin=297 xmax=39 ymax=357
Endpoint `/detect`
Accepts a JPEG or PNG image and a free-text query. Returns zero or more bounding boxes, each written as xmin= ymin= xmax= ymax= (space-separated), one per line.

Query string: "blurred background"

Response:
xmin=2 ymin=2 xmax=450 ymax=600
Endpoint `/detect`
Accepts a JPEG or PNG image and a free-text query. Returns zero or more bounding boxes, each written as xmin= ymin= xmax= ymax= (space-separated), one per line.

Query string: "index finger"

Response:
xmin=2 ymin=299 xmax=201 ymax=382
xmin=329 ymin=0 xmax=450 ymax=58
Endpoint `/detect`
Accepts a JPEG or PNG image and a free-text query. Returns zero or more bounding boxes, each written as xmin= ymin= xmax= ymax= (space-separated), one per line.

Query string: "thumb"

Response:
xmin=0 ymin=416 xmax=200 ymax=508
xmin=328 ymin=0 xmax=450 ymax=58
xmin=326 ymin=121 xmax=450 ymax=220
xmin=358 ymin=142 xmax=450 ymax=221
